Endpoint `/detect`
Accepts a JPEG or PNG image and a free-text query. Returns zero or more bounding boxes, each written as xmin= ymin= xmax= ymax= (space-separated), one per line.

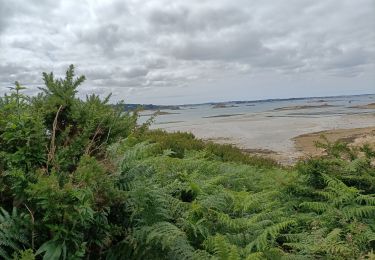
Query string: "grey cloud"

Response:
xmin=148 ymin=6 xmax=190 ymax=31
xmin=0 ymin=63 xmax=31 ymax=77
xmin=0 ymin=0 xmax=12 ymax=32
xmin=168 ymin=31 xmax=265 ymax=61
xmin=0 ymin=0 xmax=59 ymax=33
xmin=76 ymin=24 xmax=123 ymax=56
xmin=82 ymin=68 xmax=113 ymax=81
xmin=0 ymin=63 xmax=38 ymax=87
xmin=148 ymin=5 xmax=248 ymax=33
xmin=144 ymin=56 xmax=168 ymax=69
xmin=327 ymin=49 xmax=373 ymax=69
xmin=122 ymin=67 xmax=149 ymax=78
xmin=0 ymin=0 xmax=374 ymax=103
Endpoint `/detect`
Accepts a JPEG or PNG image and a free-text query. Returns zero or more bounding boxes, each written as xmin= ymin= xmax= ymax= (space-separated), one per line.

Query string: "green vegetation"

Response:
xmin=0 ymin=66 xmax=374 ymax=259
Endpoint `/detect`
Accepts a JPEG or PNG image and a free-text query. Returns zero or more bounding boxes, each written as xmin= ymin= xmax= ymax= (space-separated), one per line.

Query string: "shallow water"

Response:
xmin=140 ymin=94 xmax=375 ymax=125
xmin=141 ymin=94 xmax=375 ymax=164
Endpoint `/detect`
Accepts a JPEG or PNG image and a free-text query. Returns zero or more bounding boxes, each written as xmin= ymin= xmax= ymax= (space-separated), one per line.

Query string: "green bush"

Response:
xmin=137 ymin=129 xmax=279 ymax=168
xmin=0 ymin=66 xmax=374 ymax=259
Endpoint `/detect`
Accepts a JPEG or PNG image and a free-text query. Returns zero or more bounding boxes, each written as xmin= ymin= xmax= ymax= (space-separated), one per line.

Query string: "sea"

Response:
xmin=139 ymin=94 xmax=375 ymax=126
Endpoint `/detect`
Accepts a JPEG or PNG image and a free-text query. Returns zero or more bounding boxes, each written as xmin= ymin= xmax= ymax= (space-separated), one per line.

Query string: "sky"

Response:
xmin=0 ymin=0 xmax=374 ymax=105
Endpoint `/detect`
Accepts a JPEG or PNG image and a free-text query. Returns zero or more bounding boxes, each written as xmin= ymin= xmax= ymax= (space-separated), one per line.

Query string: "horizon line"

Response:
xmin=123 ymin=92 xmax=375 ymax=107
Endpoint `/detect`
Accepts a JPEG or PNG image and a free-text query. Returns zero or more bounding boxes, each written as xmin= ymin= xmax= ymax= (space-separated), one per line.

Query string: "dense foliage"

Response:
xmin=0 ymin=66 xmax=374 ymax=259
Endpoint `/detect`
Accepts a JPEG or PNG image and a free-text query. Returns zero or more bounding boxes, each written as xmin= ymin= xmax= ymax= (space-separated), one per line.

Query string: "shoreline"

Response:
xmin=292 ymin=126 xmax=375 ymax=158
xmin=150 ymin=97 xmax=375 ymax=165
xmin=202 ymin=126 xmax=375 ymax=165
xmin=152 ymin=112 xmax=375 ymax=165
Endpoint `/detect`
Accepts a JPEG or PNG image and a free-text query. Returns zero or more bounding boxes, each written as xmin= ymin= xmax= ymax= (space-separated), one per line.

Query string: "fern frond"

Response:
xmin=343 ymin=206 xmax=375 ymax=219
xmin=231 ymin=190 xmax=280 ymax=214
xmin=356 ymin=194 xmax=375 ymax=206
xmin=216 ymin=212 xmax=248 ymax=231
xmin=204 ymin=234 xmax=241 ymax=260
xmin=0 ymin=207 xmax=30 ymax=260
xmin=140 ymin=221 xmax=195 ymax=259
xmin=325 ymin=228 xmax=342 ymax=242
xmin=247 ymin=220 xmax=296 ymax=251
xmin=299 ymin=201 xmax=329 ymax=213
xmin=245 ymin=252 xmax=264 ymax=260
xmin=326 ymin=243 xmax=351 ymax=256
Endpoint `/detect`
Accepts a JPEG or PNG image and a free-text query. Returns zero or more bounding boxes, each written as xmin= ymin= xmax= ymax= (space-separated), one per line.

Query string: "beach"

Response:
xmin=293 ymin=126 xmax=375 ymax=157
xmin=147 ymin=95 xmax=375 ymax=164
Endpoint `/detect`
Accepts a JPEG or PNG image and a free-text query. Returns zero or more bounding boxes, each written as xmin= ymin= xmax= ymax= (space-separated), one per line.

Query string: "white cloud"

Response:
xmin=0 ymin=0 xmax=374 ymax=104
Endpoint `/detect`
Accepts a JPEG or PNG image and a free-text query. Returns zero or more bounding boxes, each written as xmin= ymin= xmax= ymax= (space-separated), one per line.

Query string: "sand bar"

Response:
xmin=293 ymin=126 xmax=375 ymax=158
xmin=153 ymin=110 xmax=375 ymax=164
xmin=350 ymin=103 xmax=375 ymax=109
xmin=272 ymin=104 xmax=335 ymax=111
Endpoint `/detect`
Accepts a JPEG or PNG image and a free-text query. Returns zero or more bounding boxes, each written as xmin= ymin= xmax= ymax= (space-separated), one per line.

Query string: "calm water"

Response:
xmin=140 ymin=94 xmax=375 ymax=126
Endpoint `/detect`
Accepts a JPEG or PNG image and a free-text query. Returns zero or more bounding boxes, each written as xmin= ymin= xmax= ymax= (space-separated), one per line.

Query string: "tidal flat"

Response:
xmin=144 ymin=94 xmax=375 ymax=164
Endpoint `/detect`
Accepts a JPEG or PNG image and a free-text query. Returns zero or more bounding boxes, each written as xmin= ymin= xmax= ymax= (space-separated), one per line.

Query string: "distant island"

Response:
xmin=115 ymin=93 xmax=374 ymax=111
xmin=212 ymin=103 xmax=239 ymax=109
xmin=113 ymin=103 xmax=181 ymax=111
xmin=272 ymin=103 xmax=335 ymax=111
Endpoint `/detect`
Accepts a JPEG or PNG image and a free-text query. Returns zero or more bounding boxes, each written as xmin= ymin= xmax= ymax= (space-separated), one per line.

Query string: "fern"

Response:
xmin=131 ymin=221 xmax=195 ymax=259
xmin=204 ymin=234 xmax=241 ymax=260
xmin=36 ymin=240 xmax=67 ymax=260
xmin=247 ymin=220 xmax=296 ymax=251
xmin=2 ymin=74 xmax=375 ymax=259
xmin=356 ymin=194 xmax=375 ymax=206
xmin=299 ymin=201 xmax=329 ymax=213
xmin=343 ymin=206 xmax=375 ymax=219
xmin=0 ymin=207 xmax=30 ymax=260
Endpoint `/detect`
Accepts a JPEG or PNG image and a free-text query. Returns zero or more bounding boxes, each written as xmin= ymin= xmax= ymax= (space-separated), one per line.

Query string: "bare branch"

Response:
xmin=47 ymin=105 xmax=63 ymax=171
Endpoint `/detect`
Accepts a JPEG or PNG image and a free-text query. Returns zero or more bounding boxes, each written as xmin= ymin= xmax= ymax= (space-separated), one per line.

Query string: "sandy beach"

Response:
xmin=293 ymin=126 xmax=375 ymax=157
xmin=155 ymin=113 xmax=375 ymax=164
xmin=150 ymin=99 xmax=375 ymax=164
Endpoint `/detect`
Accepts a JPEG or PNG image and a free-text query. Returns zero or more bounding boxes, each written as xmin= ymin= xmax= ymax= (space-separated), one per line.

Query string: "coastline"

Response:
xmin=293 ymin=126 xmax=375 ymax=158
xmin=151 ymin=110 xmax=375 ymax=164
xmin=182 ymin=122 xmax=375 ymax=165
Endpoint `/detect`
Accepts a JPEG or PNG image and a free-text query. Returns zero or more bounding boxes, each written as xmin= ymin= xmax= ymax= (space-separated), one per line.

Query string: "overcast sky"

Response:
xmin=0 ymin=0 xmax=374 ymax=104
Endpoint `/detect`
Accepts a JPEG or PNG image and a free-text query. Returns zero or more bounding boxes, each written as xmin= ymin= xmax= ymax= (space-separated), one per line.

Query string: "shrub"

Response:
xmin=137 ymin=129 xmax=279 ymax=168
xmin=1 ymin=66 xmax=373 ymax=259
